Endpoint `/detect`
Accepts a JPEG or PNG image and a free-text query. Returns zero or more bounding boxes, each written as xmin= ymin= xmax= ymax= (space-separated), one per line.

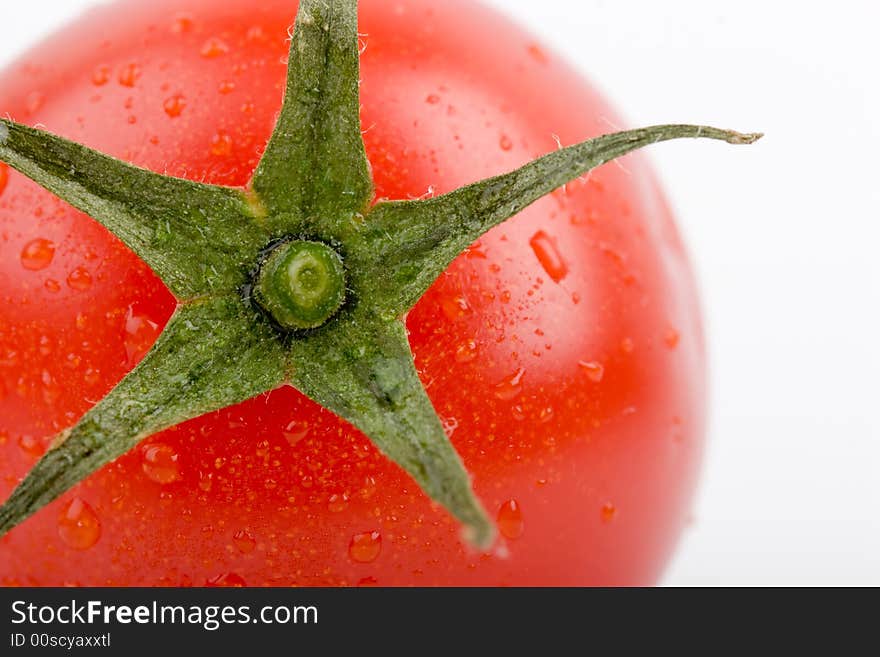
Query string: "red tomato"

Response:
xmin=0 ymin=0 xmax=705 ymax=585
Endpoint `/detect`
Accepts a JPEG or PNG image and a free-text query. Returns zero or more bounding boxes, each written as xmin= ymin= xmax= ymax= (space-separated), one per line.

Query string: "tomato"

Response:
xmin=0 ymin=0 xmax=705 ymax=586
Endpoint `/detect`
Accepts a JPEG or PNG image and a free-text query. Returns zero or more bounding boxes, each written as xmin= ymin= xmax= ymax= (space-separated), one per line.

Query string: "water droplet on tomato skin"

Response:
xmin=117 ymin=63 xmax=142 ymax=87
xmin=25 ymin=91 xmax=45 ymax=115
xmin=578 ymin=360 xmax=605 ymax=383
xmin=141 ymin=443 xmax=181 ymax=484
xmin=83 ymin=368 xmax=100 ymax=386
xmin=210 ymin=131 xmax=233 ymax=156
xmin=440 ymin=294 xmax=470 ymax=321
xmin=246 ymin=25 xmax=266 ymax=42
xmin=198 ymin=471 xmax=213 ymax=492
xmin=91 ymin=65 xmax=111 ymax=86
xmin=233 ymin=529 xmax=256 ymax=554
xmin=218 ymin=80 xmax=236 ymax=94
xmin=283 ymin=420 xmax=310 ymax=446
xmin=620 ymin=337 xmax=635 ymax=354
xmin=205 ymin=572 xmax=246 ymax=587
xmin=18 ymin=434 xmax=43 ymax=457
xmin=494 ymin=368 xmax=525 ymax=401
xmin=163 ymin=94 xmax=186 ymax=118
xmin=201 ymin=37 xmax=230 ymax=58
xmin=328 ymin=494 xmax=349 ymax=513
xmin=441 ymin=415 xmax=459 ymax=436
xmin=497 ymin=499 xmax=524 ymax=540
xmin=66 ymin=267 xmax=92 ymax=291
xmin=57 ymin=498 xmax=101 ymax=550
xmin=124 ymin=305 xmax=161 ymax=366
xmin=527 ymin=43 xmax=549 ymax=64
xmin=499 ymin=134 xmax=513 ymax=151
xmin=20 ymin=238 xmax=55 ymax=271
xmin=426 ymin=94 xmax=441 ymax=105
xmin=349 ymin=531 xmax=382 ymax=563
xmin=601 ymin=502 xmax=617 ymax=523
xmin=171 ymin=14 xmax=194 ymax=34
xmin=529 ymin=231 xmax=568 ymax=283
xmin=455 ymin=340 xmax=478 ymax=363
xmin=664 ymin=327 xmax=681 ymax=350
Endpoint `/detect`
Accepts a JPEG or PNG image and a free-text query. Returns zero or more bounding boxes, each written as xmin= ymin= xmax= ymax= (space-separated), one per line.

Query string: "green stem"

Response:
xmin=254 ymin=240 xmax=348 ymax=330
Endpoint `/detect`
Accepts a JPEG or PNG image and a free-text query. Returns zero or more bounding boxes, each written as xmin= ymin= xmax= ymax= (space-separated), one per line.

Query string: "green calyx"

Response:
xmin=0 ymin=0 xmax=761 ymax=549
xmin=254 ymin=240 xmax=347 ymax=331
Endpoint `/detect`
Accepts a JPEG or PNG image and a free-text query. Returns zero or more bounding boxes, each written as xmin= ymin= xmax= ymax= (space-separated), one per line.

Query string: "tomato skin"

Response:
xmin=0 ymin=0 xmax=705 ymax=585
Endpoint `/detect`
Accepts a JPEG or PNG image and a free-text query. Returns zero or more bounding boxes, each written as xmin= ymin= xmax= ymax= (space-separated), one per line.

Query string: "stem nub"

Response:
xmin=254 ymin=240 xmax=346 ymax=331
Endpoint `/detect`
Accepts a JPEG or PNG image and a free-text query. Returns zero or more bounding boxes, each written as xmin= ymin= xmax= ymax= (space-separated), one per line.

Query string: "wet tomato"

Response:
xmin=0 ymin=0 xmax=705 ymax=585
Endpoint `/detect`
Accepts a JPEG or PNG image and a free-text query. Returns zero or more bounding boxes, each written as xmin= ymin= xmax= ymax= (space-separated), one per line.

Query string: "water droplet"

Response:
xmin=91 ymin=65 xmax=110 ymax=86
xmin=497 ymin=499 xmax=524 ymax=539
xmin=620 ymin=338 xmax=635 ymax=354
xmin=527 ymin=44 xmax=548 ymax=64
xmin=455 ymin=339 xmax=478 ymax=363
xmin=578 ymin=361 xmax=605 ymax=383
xmin=44 ymin=279 xmax=61 ymax=293
xmin=205 ymin=572 xmax=246 ymax=587
xmin=25 ymin=91 xmax=45 ymax=114
xmin=441 ymin=416 xmax=459 ymax=436
xmin=117 ymin=63 xmax=141 ymax=87
xmin=426 ymin=94 xmax=441 ymax=104
xmin=18 ymin=434 xmax=43 ymax=457
xmin=141 ymin=443 xmax=181 ymax=484
xmin=218 ymin=80 xmax=236 ymax=94
xmin=66 ymin=267 xmax=92 ymax=291
xmin=664 ymin=327 xmax=681 ymax=350
xmin=124 ymin=305 xmax=160 ymax=366
xmin=349 ymin=531 xmax=382 ymax=563
xmin=233 ymin=529 xmax=256 ymax=554
xmin=210 ymin=131 xmax=233 ymax=156
xmin=499 ymin=134 xmax=513 ymax=151
xmin=0 ymin=163 xmax=7 ymax=195
xmin=529 ymin=231 xmax=568 ymax=283
xmin=440 ymin=294 xmax=470 ymax=321
xmin=163 ymin=94 xmax=186 ymax=118
xmin=58 ymin=498 xmax=101 ymax=550
xmin=198 ymin=471 xmax=213 ymax=492
xmin=201 ymin=37 xmax=230 ymax=58
xmin=283 ymin=420 xmax=310 ymax=446
xmin=171 ymin=14 xmax=194 ymax=34
xmin=20 ymin=238 xmax=55 ymax=271
xmin=494 ymin=368 xmax=525 ymax=401
xmin=246 ymin=25 xmax=266 ymax=42
xmin=601 ymin=502 xmax=617 ymax=523
xmin=328 ymin=493 xmax=349 ymax=513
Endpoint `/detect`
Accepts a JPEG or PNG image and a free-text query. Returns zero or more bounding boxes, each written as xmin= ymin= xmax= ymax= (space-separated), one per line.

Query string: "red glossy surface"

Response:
xmin=0 ymin=0 xmax=705 ymax=585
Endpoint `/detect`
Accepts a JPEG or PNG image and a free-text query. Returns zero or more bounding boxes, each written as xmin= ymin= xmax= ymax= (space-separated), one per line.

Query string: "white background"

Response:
xmin=1 ymin=1 xmax=877 ymax=586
